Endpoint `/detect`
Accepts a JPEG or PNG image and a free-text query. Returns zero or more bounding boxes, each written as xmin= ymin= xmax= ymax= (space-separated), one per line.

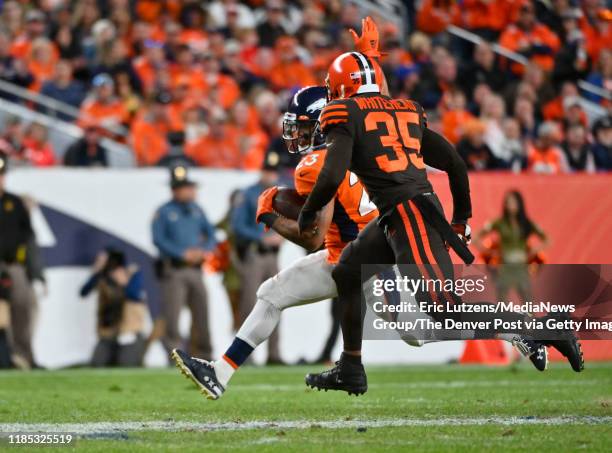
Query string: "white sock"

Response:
xmin=214 ymin=357 xmax=236 ymax=387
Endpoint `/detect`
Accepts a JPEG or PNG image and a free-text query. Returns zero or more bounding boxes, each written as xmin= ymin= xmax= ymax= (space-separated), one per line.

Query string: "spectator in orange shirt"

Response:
xmin=231 ymin=99 xmax=269 ymax=170
xmin=169 ymin=44 xmax=206 ymax=94
xmin=132 ymin=39 xmax=167 ymax=94
xmin=27 ymin=38 xmax=59 ymax=92
xmin=440 ymin=89 xmax=474 ymax=144
xmin=79 ymin=73 xmax=129 ymax=136
xmin=416 ymin=0 xmax=460 ymax=36
xmin=21 ymin=122 xmax=55 ymax=167
xmin=461 ymin=0 xmax=515 ymax=40
xmin=527 ymin=121 xmax=569 ymax=173
xmin=582 ymin=7 xmax=612 ymax=62
xmin=499 ymin=1 xmax=561 ymax=74
xmin=10 ymin=9 xmax=47 ymax=59
xmin=269 ymin=36 xmax=316 ymax=91
xmin=166 ymin=81 xmax=191 ymax=132
xmin=185 ymin=109 xmax=242 ymax=169
xmin=130 ymin=92 xmax=172 ymax=166
xmin=200 ymin=52 xmax=240 ymax=109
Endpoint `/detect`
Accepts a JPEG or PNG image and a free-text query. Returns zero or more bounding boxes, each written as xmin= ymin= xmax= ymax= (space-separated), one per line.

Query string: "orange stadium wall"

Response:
xmin=429 ymin=172 xmax=612 ymax=265
xmin=430 ymin=172 xmax=612 ymax=362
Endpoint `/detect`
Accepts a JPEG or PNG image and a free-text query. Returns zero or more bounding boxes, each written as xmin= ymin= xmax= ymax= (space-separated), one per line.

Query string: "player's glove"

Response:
xmin=297 ymin=208 xmax=318 ymax=234
xmin=256 ymin=186 xmax=279 ymax=230
xmin=349 ymin=16 xmax=383 ymax=58
xmin=451 ymin=222 xmax=472 ymax=246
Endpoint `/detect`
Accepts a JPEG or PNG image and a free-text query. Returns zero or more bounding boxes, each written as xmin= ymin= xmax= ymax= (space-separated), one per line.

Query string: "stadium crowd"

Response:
xmin=0 ymin=0 xmax=610 ymax=172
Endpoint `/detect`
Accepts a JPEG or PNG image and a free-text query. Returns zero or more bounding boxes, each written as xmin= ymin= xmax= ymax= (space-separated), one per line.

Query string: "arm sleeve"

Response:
xmin=80 ymin=272 xmax=101 ymax=297
xmin=301 ymin=129 xmax=354 ymax=214
xmin=151 ymin=211 xmax=186 ymax=259
xmin=199 ymin=210 xmax=217 ymax=251
xmin=421 ymin=128 xmax=472 ymax=223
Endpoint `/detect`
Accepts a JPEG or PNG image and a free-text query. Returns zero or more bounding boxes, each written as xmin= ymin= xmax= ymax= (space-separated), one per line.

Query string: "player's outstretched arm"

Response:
xmin=299 ymin=130 xmax=354 ymax=232
xmin=421 ymin=128 xmax=472 ymax=223
xmin=271 ymin=201 xmax=333 ymax=252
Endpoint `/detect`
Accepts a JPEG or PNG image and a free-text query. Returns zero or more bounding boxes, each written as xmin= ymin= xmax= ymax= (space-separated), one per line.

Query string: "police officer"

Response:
xmin=231 ymin=152 xmax=283 ymax=364
xmin=152 ymin=166 xmax=216 ymax=360
xmin=0 ymin=152 xmax=37 ymax=368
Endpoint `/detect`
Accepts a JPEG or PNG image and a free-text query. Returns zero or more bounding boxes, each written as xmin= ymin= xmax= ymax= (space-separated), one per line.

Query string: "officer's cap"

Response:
xmin=262 ymin=151 xmax=280 ymax=172
xmin=170 ymin=165 xmax=196 ymax=189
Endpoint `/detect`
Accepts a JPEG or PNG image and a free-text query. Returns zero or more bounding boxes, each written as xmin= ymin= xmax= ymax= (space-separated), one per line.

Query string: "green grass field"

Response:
xmin=0 ymin=362 xmax=610 ymax=452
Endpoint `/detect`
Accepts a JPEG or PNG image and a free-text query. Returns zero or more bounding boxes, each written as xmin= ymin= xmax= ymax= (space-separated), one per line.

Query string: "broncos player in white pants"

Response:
xmin=171 ymin=87 xmax=548 ymax=400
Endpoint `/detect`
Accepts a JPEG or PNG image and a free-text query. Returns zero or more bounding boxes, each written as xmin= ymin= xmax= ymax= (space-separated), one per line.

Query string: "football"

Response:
xmin=272 ymin=187 xmax=306 ymax=220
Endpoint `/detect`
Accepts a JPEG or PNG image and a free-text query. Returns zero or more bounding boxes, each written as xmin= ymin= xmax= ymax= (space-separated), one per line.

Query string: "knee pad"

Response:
xmin=255 ymin=277 xmax=285 ymax=311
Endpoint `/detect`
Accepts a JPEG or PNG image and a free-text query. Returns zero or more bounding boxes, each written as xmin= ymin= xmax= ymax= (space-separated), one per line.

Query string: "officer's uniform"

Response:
xmin=0 ymin=153 xmax=38 ymax=367
xmin=152 ymin=167 xmax=216 ymax=359
xmin=231 ymin=155 xmax=282 ymax=363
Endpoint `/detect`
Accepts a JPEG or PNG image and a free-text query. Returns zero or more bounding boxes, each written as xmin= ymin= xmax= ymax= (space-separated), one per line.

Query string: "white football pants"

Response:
xmin=236 ymin=250 xmax=337 ymax=348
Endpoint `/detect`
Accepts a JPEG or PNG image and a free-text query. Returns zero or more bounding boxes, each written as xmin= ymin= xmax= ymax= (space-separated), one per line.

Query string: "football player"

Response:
xmin=170 ymin=85 xmax=380 ymax=399
xmin=297 ymin=41 xmax=584 ymax=394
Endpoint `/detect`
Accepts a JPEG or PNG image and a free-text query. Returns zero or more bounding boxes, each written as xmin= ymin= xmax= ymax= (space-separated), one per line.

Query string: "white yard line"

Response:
xmin=1 ymin=417 xmax=610 ymax=435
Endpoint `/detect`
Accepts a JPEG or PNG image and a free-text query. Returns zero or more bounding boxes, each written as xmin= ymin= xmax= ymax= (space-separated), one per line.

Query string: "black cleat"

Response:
xmin=540 ymin=314 xmax=584 ymax=372
xmin=511 ymin=336 xmax=548 ymax=371
xmin=305 ymin=358 xmax=367 ymax=396
xmin=171 ymin=349 xmax=225 ymax=400
xmin=544 ymin=334 xmax=584 ymax=372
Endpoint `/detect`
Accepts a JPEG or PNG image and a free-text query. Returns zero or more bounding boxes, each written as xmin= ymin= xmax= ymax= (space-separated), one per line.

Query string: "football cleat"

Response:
xmin=171 ymin=349 xmax=225 ymax=400
xmin=305 ymin=358 xmax=367 ymax=396
xmin=540 ymin=314 xmax=584 ymax=372
xmin=511 ymin=336 xmax=548 ymax=371
xmin=543 ymin=333 xmax=584 ymax=372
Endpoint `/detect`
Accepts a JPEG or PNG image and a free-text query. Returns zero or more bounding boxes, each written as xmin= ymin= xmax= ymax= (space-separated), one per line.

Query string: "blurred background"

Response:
xmin=0 ymin=0 xmax=610 ymax=371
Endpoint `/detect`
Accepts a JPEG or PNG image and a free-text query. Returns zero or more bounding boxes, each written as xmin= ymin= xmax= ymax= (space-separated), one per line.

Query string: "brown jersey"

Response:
xmin=319 ymin=93 xmax=432 ymax=214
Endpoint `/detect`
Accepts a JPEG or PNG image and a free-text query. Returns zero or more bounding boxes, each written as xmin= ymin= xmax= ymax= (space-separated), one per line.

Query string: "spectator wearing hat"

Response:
xmin=591 ymin=116 xmax=612 ymax=170
xmin=64 ymin=123 xmax=108 ymax=167
xmin=0 ymin=152 xmax=38 ymax=368
xmin=79 ymin=73 xmax=129 ymax=135
xmin=130 ymin=92 xmax=172 ymax=166
xmin=152 ymin=166 xmax=216 ymax=360
xmin=230 ymin=151 xmax=283 ymax=364
xmin=9 ymin=9 xmax=48 ymax=60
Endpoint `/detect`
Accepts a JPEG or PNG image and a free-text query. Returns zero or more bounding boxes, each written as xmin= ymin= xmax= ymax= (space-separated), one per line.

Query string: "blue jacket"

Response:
xmin=152 ymin=200 xmax=217 ymax=259
xmin=231 ymin=183 xmax=267 ymax=243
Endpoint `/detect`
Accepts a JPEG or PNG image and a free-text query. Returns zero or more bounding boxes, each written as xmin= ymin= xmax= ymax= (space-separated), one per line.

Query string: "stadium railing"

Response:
xmin=0 ymin=78 xmax=129 ymax=138
xmin=0 ymin=97 xmax=135 ymax=167
xmin=446 ymin=24 xmax=610 ymax=120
